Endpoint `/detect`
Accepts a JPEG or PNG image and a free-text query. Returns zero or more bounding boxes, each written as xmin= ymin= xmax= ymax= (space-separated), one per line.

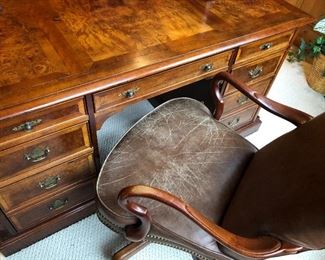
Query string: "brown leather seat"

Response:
xmin=96 ymin=72 xmax=325 ymax=260
xmin=97 ymin=97 xmax=256 ymax=259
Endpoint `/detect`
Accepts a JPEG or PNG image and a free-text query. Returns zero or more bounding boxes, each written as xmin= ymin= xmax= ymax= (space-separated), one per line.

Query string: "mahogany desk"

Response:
xmin=0 ymin=0 xmax=312 ymax=255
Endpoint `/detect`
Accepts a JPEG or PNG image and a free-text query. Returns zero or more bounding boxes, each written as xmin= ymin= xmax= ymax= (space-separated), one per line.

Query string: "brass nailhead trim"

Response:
xmin=96 ymin=210 xmax=212 ymax=260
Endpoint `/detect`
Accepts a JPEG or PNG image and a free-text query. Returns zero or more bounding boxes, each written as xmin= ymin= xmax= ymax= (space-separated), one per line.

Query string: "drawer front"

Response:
xmin=221 ymin=105 xmax=259 ymax=130
xmin=232 ymin=54 xmax=282 ymax=85
xmin=223 ymin=79 xmax=272 ymax=114
xmin=236 ymin=31 xmax=293 ymax=63
xmin=0 ymin=124 xmax=91 ymax=184
xmin=0 ymin=99 xmax=87 ymax=151
xmin=94 ymin=51 xmax=232 ymax=112
xmin=0 ymin=154 xmax=95 ymax=212
xmin=8 ymin=180 xmax=95 ymax=231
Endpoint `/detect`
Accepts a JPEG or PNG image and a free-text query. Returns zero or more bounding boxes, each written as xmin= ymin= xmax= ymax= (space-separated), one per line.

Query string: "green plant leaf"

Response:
xmin=312 ymin=45 xmax=321 ymax=57
xmin=316 ymin=36 xmax=325 ymax=45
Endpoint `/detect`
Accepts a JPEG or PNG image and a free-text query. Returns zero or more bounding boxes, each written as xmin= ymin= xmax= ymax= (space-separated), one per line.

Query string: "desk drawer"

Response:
xmin=223 ymin=79 xmax=272 ymax=114
xmin=236 ymin=31 xmax=293 ymax=63
xmin=8 ymin=180 xmax=95 ymax=231
xmin=0 ymin=154 xmax=95 ymax=212
xmin=232 ymin=54 xmax=282 ymax=85
xmin=0 ymin=124 xmax=91 ymax=185
xmin=0 ymin=99 xmax=88 ymax=151
xmin=94 ymin=51 xmax=232 ymax=113
xmin=221 ymin=105 xmax=258 ymax=130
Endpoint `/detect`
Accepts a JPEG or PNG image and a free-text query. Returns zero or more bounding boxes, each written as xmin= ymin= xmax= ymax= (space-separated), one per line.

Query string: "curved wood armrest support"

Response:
xmin=211 ymin=72 xmax=313 ymax=126
xmin=210 ymin=77 xmax=225 ymax=120
xmin=118 ymin=185 xmax=302 ymax=258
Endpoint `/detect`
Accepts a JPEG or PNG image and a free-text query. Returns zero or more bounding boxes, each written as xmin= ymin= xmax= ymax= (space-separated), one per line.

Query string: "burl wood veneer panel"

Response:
xmin=0 ymin=0 xmax=312 ymax=113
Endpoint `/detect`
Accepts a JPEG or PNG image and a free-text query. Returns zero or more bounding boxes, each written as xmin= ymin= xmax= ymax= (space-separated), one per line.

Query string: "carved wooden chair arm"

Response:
xmin=211 ymin=71 xmax=313 ymax=126
xmin=118 ymin=185 xmax=302 ymax=259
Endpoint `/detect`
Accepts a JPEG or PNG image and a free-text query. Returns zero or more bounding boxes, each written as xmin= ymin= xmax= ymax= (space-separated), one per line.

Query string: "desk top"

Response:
xmin=0 ymin=0 xmax=312 ymax=114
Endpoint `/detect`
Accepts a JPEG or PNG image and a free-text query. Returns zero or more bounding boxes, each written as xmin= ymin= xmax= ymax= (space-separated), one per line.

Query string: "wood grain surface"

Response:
xmin=0 ymin=0 xmax=313 ymax=115
xmin=0 ymin=0 xmax=314 ymax=255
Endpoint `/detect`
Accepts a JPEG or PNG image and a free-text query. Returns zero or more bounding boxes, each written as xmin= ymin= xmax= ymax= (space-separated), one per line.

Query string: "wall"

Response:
xmin=286 ymin=0 xmax=304 ymax=9
xmin=286 ymin=0 xmax=324 ymax=20
xmin=286 ymin=0 xmax=324 ymax=51
xmin=299 ymin=0 xmax=325 ymax=20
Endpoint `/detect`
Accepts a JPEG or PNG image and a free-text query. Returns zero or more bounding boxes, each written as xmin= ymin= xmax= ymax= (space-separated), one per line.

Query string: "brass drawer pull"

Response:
xmin=39 ymin=176 xmax=61 ymax=190
xmin=202 ymin=63 xmax=214 ymax=72
xmin=227 ymin=117 xmax=240 ymax=127
xmin=12 ymin=119 xmax=42 ymax=132
xmin=119 ymin=88 xmax=140 ymax=98
xmin=24 ymin=147 xmax=50 ymax=163
xmin=237 ymin=95 xmax=249 ymax=105
xmin=248 ymin=66 xmax=263 ymax=79
xmin=49 ymin=198 xmax=68 ymax=211
xmin=260 ymin=42 xmax=273 ymax=51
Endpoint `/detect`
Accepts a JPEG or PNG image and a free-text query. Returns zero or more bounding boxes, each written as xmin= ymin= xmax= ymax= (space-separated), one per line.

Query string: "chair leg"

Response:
xmin=113 ymin=241 xmax=150 ymax=260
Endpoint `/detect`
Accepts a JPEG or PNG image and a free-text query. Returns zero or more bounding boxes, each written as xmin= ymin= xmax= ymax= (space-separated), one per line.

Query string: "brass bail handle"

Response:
xmin=202 ymin=63 xmax=214 ymax=72
xmin=39 ymin=176 xmax=61 ymax=190
xmin=12 ymin=119 xmax=42 ymax=132
xmin=237 ymin=95 xmax=249 ymax=105
xmin=49 ymin=198 xmax=69 ymax=211
xmin=25 ymin=146 xmax=50 ymax=163
xmin=119 ymin=87 xmax=140 ymax=98
xmin=249 ymin=66 xmax=263 ymax=79
xmin=260 ymin=42 xmax=273 ymax=50
xmin=227 ymin=117 xmax=240 ymax=127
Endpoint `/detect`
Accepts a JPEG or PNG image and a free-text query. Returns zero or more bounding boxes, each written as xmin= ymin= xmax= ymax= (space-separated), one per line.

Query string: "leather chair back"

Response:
xmin=222 ymin=113 xmax=325 ymax=249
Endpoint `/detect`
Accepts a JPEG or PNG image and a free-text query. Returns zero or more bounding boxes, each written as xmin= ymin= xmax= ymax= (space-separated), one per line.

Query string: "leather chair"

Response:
xmin=96 ymin=72 xmax=325 ymax=260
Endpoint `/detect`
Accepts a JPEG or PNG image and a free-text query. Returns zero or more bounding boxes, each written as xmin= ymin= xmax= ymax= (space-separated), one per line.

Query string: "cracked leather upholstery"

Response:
xmin=97 ymin=98 xmax=257 ymax=259
xmin=222 ymin=113 xmax=325 ymax=250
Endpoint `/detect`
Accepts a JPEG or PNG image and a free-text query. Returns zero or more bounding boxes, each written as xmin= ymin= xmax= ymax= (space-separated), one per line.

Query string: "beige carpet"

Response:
xmin=7 ymin=61 xmax=325 ymax=260
xmin=247 ymin=61 xmax=325 ymax=148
